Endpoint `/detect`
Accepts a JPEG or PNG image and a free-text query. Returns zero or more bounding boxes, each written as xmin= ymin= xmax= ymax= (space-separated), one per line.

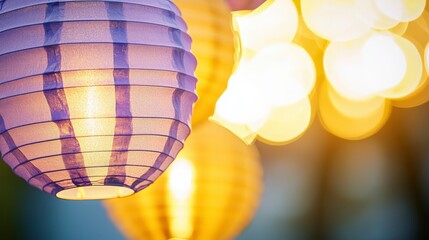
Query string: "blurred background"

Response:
xmin=2 ymin=0 xmax=429 ymax=239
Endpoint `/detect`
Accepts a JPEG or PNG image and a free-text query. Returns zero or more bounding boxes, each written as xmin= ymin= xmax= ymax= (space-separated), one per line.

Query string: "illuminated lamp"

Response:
xmin=0 ymin=0 xmax=197 ymax=199
xmin=173 ymin=0 xmax=235 ymax=126
xmin=105 ymin=121 xmax=263 ymax=240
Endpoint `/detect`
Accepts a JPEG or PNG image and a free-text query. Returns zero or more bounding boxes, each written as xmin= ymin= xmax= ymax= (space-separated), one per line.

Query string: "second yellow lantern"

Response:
xmin=174 ymin=0 xmax=235 ymax=126
xmin=104 ymin=121 xmax=263 ymax=240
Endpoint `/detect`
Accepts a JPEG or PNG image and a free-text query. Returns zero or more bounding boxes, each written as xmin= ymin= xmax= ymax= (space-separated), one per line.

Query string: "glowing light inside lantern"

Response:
xmin=66 ymin=86 xmax=116 ymax=185
xmin=168 ymin=158 xmax=194 ymax=201
xmin=0 ymin=0 xmax=197 ymax=199
xmin=57 ymin=186 xmax=134 ymax=200
xmin=85 ymin=87 xmax=98 ymax=135
xmin=168 ymin=158 xmax=194 ymax=238
xmin=104 ymin=122 xmax=262 ymax=239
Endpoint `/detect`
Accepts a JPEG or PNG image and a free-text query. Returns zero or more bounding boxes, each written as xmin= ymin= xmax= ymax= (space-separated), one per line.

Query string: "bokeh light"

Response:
xmin=3 ymin=1 xmax=429 ymax=240
xmin=214 ymin=0 xmax=429 ymax=142
xmin=392 ymin=81 xmax=429 ymax=108
xmin=214 ymin=1 xmax=318 ymax=144
xmin=248 ymin=42 xmax=316 ymax=106
xmin=324 ymin=31 xmax=412 ymax=100
xmin=215 ymin=83 xmax=267 ymax=126
xmin=389 ymin=22 xmax=409 ymax=35
xmin=356 ymin=0 xmax=399 ymax=30
xmin=212 ymin=61 xmax=270 ymax=143
xmin=301 ymin=0 xmax=370 ymax=42
xmin=374 ymin=0 xmax=426 ymax=22
xmin=327 ymin=84 xmax=386 ymax=119
xmin=257 ymin=97 xmax=312 ymax=144
xmin=361 ymin=33 xmax=407 ymax=94
xmin=389 ymin=9 xmax=429 ymax=108
xmin=380 ymin=34 xmax=422 ymax=99
xmin=319 ymin=82 xmax=391 ymax=140
xmin=233 ymin=0 xmax=298 ymax=51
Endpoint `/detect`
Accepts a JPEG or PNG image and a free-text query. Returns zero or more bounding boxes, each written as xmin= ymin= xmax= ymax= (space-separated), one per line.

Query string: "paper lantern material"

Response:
xmin=0 ymin=0 xmax=197 ymax=199
xmin=173 ymin=0 xmax=235 ymax=126
xmin=104 ymin=121 xmax=263 ymax=240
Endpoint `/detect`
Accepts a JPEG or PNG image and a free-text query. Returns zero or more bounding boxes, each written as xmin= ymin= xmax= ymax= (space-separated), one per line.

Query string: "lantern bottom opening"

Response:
xmin=56 ymin=185 xmax=134 ymax=200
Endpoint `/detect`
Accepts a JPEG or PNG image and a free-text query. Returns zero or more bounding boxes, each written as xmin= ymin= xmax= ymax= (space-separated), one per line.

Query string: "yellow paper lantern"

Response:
xmin=104 ymin=121 xmax=263 ymax=240
xmin=425 ymin=43 xmax=429 ymax=74
xmin=173 ymin=0 xmax=235 ymax=126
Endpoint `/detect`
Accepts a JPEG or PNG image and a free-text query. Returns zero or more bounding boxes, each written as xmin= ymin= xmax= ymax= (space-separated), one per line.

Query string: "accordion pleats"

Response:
xmin=105 ymin=122 xmax=263 ymax=240
xmin=173 ymin=0 xmax=235 ymax=126
xmin=0 ymin=0 xmax=197 ymax=198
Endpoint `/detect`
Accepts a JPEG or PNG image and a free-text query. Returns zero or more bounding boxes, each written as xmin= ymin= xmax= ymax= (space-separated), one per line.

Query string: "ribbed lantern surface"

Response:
xmin=173 ymin=0 xmax=235 ymax=126
xmin=105 ymin=121 xmax=263 ymax=240
xmin=0 ymin=0 xmax=197 ymax=200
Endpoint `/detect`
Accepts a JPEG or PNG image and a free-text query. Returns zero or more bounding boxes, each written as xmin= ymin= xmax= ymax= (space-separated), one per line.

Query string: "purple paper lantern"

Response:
xmin=0 ymin=0 xmax=197 ymax=200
